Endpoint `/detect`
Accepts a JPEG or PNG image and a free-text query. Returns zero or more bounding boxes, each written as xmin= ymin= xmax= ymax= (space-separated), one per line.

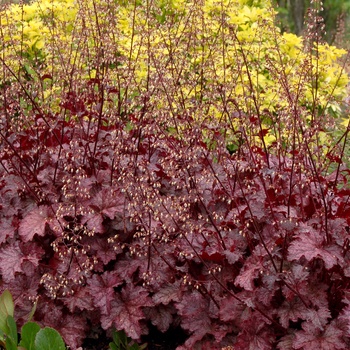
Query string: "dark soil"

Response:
xmin=143 ymin=325 xmax=188 ymax=350
xmin=81 ymin=324 xmax=188 ymax=350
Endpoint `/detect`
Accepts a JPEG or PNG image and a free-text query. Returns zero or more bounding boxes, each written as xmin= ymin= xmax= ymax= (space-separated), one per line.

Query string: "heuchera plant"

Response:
xmin=0 ymin=91 xmax=349 ymax=349
xmin=0 ymin=0 xmax=349 ymax=349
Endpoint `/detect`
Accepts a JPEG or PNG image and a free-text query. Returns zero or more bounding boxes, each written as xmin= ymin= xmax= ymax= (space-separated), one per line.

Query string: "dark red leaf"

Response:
xmin=143 ymin=304 xmax=175 ymax=332
xmin=293 ymin=321 xmax=347 ymax=350
xmin=18 ymin=206 xmax=50 ymax=242
xmin=288 ymin=224 xmax=342 ymax=269
xmin=101 ymin=285 xmax=153 ymax=339
xmin=0 ymin=243 xmax=23 ymax=282
xmin=152 ymin=280 xmax=183 ymax=305
xmin=88 ymin=271 xmax=123 ymax=315
xmin=176 ymin=291 xmax=211 ymax=338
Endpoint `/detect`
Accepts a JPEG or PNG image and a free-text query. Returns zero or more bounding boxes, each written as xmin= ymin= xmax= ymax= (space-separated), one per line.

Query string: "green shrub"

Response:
xmin=0 ymin=0 xmax=347 ymax=133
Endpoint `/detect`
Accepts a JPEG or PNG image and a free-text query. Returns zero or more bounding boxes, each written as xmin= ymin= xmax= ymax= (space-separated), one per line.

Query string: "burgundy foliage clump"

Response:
xmin=0 ymin=79 xmax=350 ymax=350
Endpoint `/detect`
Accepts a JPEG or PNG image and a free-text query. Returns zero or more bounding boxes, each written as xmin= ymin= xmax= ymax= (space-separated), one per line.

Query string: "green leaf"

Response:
xmin=108 ymin=342 xmax=118 ymax=350
xmin=20 ymin=322 xmax=41 ymax=350
xmin=0 ymin=290 xmax=14 ymax=333
xmin=35 ymin=327 xmax=66 ymax=350
xmin=0 ymin=328 xmax=5 ymax=342
xmin=129 ymin=344 xmax=141 ymax=350
xmin=125 ymin=121 xmax=134 ymax=132
xmin=5 ymin=336 xmax=17 ymax=350
xmin=226 ymin=143 xmax=239 ymax=154
xmin=23 ymin=63 xmax=36 ymax=80
xmin=112 ymin=329 xmax=126 ymax=347
xmin=26 ymin=300 xmax=38 ymax=323
xmin=5 ymin=316 xmax=18 ymax=350
xmin=109 ymin=329 xmax=147 ymax=350
xmin=6 ymin=316 xmax=17 ymax=343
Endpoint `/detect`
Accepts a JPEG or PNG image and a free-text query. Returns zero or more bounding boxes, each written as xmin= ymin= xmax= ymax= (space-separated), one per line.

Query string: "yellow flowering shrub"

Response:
xmin=0 ymin=0 xmax=348 ymax=150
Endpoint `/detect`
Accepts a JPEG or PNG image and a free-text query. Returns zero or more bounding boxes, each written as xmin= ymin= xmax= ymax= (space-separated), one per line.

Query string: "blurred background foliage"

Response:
xmin=274 ymin=0 xmax=350 ymax=46
xmin=1 ymin=0 xmax=349 ymax=47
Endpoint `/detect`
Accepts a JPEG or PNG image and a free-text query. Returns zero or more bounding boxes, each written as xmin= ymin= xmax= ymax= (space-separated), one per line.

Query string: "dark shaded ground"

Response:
xmin=81 ymin=324 xmax=188 ymax=350
xmin=143 ymin=325 xmax=188 ymax=350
